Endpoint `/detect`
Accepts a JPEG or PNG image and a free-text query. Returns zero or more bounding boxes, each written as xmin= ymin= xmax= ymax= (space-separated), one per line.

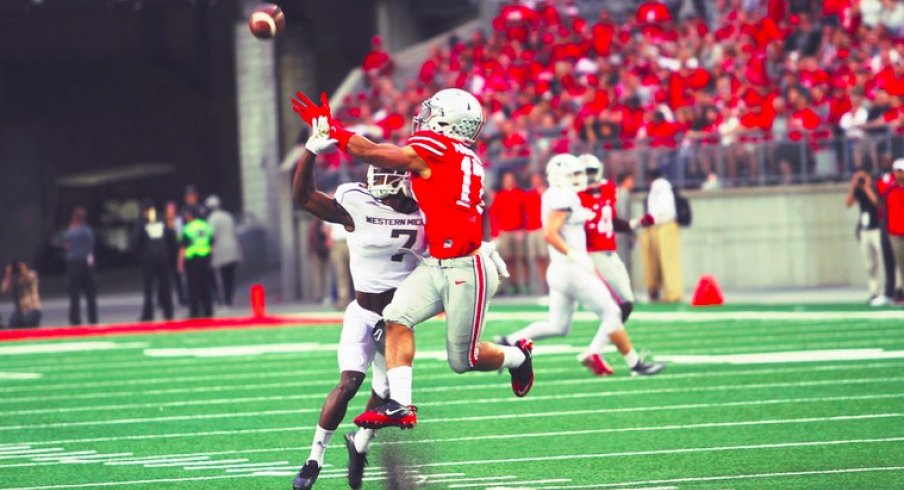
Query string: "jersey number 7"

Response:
xmin=390 ymin=229 xmax=418 ymax=262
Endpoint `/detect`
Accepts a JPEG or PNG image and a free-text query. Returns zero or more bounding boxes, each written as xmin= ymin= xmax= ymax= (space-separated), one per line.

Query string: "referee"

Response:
xmin=179 ymin=206 xmax=214 ymax=318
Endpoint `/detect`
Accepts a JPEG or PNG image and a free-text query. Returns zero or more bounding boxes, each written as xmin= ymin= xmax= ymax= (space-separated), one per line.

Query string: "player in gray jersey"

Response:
xmin=291 ymin=118 xmax=427 ymax=490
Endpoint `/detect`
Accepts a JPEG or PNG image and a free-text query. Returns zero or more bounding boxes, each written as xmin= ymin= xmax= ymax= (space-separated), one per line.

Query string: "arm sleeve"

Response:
xmin=407 ymin=131 xmax=450 ymax=163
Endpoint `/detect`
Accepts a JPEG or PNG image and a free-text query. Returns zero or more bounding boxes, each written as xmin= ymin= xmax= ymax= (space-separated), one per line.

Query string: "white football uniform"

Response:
xmin=333 ymin=183 xmax=427 ymax=381
xmin=506 ymin=187 xmax=623 ymax=353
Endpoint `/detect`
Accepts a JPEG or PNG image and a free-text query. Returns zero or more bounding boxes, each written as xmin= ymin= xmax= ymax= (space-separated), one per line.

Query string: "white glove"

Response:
xmin=304 ymin=116 xmax=338 ymax=155
xmin=482 ymin=241 xmax=510 ymax=279
xmin=567 ymin=249 xmax=595 ymax=270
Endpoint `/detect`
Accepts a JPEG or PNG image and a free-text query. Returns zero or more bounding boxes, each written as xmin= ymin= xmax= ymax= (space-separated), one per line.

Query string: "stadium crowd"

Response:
xmin=325 ymin=0 xmax=904 ymax=188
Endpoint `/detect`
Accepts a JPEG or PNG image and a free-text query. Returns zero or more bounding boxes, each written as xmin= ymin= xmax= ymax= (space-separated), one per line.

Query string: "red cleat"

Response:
xmin=353 ymin=399 xmax=417 ymax=430
xmin=581 ymin=354 xmax=615 ymax=376
xmin=509 ymin=339 xmax=534 ymax=397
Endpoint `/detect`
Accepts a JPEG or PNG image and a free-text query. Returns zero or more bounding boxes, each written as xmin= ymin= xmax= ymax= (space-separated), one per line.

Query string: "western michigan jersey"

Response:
xmin=542 ymin=187 xmax=591 ymax=263
xmin=579 ymin=180 xmax=618 ymax=252
xmin=334 ymin=183 xmax=427 ymax=294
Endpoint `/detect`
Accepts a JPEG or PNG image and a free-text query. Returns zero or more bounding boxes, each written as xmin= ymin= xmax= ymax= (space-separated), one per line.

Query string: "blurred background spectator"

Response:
xmin=308 ymin=220 xmax=332 ymax=306
xmin=206 ymin=195 xmax=244 ymax=309
xmin=1 ymin=260 xmax=42 ymax=328
xmin=326 ymin=222 xmax=352 ymax=309
xmin=132 ymin=201 xmax=177 ymax=321
xmin=883 ymin=158 xmax=904 ymax=298
xmin=524 ymin=172 xmax=549 ymax=293
xmin=615 ymin=172 xmax=636 ymax=269
xmin=492 ymin=171 xmax=527 ymax=294
xmin=179 ymin=206 xmax=214 ymax=318
xmin=165 ymin=201 xmax=187 ymax=307
xmin=846 ymin=170 xmax=887 ymax=305
xmin=64 ymin=207 xmax=98 ymax=325
xmin=641 ymin=169 xmax=683 ymax=302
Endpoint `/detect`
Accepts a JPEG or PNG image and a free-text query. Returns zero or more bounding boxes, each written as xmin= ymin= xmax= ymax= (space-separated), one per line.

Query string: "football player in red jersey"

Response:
xmin=292 ymin=89 xmax=535 ymax=430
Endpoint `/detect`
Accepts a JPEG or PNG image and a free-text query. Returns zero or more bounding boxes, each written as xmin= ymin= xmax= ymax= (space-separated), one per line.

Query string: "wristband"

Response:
xmin=331 ymin=126 xmax=355 ymax=152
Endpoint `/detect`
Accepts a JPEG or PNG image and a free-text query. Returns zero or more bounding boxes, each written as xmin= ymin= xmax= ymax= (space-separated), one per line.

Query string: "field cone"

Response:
xmin=691 ymin=275 xmax=724 ymax=307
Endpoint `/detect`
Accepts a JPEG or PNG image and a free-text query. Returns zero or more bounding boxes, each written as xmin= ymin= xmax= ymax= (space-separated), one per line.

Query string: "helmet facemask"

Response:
xmin=367 ymin=166 xmax=412 ymax=200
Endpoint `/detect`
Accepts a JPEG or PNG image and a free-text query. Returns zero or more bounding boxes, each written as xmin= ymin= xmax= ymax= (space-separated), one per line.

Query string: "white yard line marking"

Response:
xmin=31 ymin=451 xmax=97 ymax=461
xmin=380 ymin=414 xmax=904 ymax=446
xmin=402 ymin=437 xmax=904 ymax=470
xmin=0 ymin=446 xmax=32 ymax=454
xmin=7 ymin=392 xmax=904 ymax=448
xmin=0 ymin=473 xmax=263 ymax=489
xmin=417 ymin=476 xmax=518 ymax=484
xmin=3 ymin=375 xmax=902 ymax=432
xmin=0 ymin=342 xmax=147 ymax=356
xmin=105 ymin=456 xmax=210 ymax=466
xmin=3 ymin=357 xmax=903 ymax=412
xmin=449 ymin=479 xmax=572 ymax=488
xmin=0 ymin=372 xmax=42 ymax=380
xmin=0 ymin=449 xmax=65 ymax=460
xmin=539 ymin=466 xmax=904 ymax=488
xmin=143 ymin=342 xmax=339 ymax=358
xmin=482 ymin=310 xmax=904 ymax=323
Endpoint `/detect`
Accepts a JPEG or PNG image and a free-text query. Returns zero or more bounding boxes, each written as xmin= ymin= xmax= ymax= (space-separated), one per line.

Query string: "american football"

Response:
xmin=248 ymin=3 xmax=286 ymax=40
xmin=2 ymin=0 xmax=904 ymax=489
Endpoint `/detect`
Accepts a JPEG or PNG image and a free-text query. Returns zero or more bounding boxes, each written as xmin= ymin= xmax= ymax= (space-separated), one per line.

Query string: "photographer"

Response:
xmin=1 ymin=261 xmax=42 ymax=328
xmin=846 ymin=171 xmax=886 ymax=305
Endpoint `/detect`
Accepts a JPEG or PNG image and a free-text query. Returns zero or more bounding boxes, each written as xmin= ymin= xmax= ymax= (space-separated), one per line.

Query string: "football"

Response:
xmin=248 ymin=3 xmax=286 ymax=40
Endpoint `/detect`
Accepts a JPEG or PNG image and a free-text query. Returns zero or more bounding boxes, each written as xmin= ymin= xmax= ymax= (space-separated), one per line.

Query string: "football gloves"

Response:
xmin=482 ymin=241 xmax=510 ymax=279
xmin=292 ymin=91 xmax=355 ymax=151
xmin=304 ymin=116 xmax=337 ymax=155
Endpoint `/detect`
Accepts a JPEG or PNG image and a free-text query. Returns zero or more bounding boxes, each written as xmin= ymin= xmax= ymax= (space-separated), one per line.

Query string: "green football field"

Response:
xmin=1 ymin=303 xmax=903 ymax=489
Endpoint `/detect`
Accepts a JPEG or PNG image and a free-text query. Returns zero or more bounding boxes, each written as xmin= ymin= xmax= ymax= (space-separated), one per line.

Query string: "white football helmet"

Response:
xmin=367 ymin=166 xmax=412 ymax=199
xmin=579 ymin=154 xmax=604 ymax=185
xmin=546 ymin=154 xmax=587 ymax=191
xmin=412 ymin=88 xmax=485 ymax=146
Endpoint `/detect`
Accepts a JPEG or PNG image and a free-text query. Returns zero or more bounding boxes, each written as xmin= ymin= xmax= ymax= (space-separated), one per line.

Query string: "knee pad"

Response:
xmin=620 ymin=302 xmax=634 ymax=323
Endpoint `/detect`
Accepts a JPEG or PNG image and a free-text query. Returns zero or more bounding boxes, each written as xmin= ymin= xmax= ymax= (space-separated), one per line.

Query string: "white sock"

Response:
xmin=623 ymin=349 xmax=640 ymax=369
xmin=353 ymin=428 xmax=376 ymax=453
xmin=501 ymin=345 xmax=526 ymax=368
xmin=307 ymin=425 xmax=334 ymax=466
xmin=387 ymin=366 xmax=413 ymax=406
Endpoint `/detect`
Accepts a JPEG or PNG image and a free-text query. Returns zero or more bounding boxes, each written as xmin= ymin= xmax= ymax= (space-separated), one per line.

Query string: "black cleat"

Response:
xmin=292 ymin=460 xmax=321 ymax=490
xmin=631 ymin=359 xmax=666 ymax=376
xmin=345 ymin=432 xmax=368 ymax=489
xmin=509 ymin=339 xmax=534 ymax=397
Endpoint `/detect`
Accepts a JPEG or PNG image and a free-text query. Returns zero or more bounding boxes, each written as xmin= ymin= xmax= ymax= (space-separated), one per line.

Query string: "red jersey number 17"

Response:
xmin=457 ymin=155 xmax=485 ymax=215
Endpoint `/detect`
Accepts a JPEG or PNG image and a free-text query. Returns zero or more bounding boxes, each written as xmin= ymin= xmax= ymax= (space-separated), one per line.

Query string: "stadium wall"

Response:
xmin=630 ymin=183 xmax=867 ymax=292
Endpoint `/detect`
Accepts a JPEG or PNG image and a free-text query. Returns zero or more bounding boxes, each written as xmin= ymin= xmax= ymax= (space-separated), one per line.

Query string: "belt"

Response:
xmin=423 ymin=254 xmax=481 ymax=269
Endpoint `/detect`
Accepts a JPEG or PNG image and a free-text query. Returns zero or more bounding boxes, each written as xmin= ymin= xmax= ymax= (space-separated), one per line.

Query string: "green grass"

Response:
xmin=1 ymin=303 xmax=903 ymax=489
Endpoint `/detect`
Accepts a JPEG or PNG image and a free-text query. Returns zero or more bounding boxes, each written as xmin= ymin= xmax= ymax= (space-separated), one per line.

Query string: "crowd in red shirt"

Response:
xmin=328 ymin=0 xmax=904 ymax=184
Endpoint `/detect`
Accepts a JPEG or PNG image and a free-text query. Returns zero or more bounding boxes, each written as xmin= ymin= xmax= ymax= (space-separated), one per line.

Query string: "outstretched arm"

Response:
xmin=344 ymin=134 xmax=429 ymax=175
xmin=292 ymin=148 xmax=354 ymax=231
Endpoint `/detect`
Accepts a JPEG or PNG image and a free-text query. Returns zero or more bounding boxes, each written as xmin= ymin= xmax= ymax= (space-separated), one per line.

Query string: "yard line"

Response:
xmin=380 ymin=414 xmax=904 ymax=446
xmin=401 ymin=436 xmax=904 ymax=470
xmin=4 ymin=393 xmax=902 ymax=449
xmin=3 ymin=376 xmax=902 ymax=432
xmin=0 ymin=449 xmax=65 ymax=460
xmin=5 ymin=359 xmax=904 ymax=409
xmin=0 ymin=473 xmax=263 ymax=489
xmin=4 ymin=321 xmax=891 ymax=374
xmin=105 ymin=456 xmax=210 ymax=466
xmin=0 ymin=446 xmax=32 ymax=454
xmin=413 ymin=476 xmax=517 ymax=484
xmin=537 ymin=466 xmax=904 ymax=488
xmin=184 ymin=461 xmax=290 ymax=471
xmin=31 ymin=451 xmax=97 ymax=461
xmin=484 ymin=310 xmax=904 ymax=323
xmin=144 ymin=458 xmax=248 ymax=468
xmin=449 ymin=479 xmax=572 ymax=488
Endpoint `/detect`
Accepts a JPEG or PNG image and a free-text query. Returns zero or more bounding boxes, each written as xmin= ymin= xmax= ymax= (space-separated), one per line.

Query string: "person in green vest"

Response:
xmin=178 ymin=206 xmax=214 ymax=318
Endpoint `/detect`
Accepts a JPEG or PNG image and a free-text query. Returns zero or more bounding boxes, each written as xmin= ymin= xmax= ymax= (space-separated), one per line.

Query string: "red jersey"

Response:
xmin=578 ymin=181 xmax=619 ymax=252
xmin=885 ymin=182 xmax=904 ymax=236
xmin=492 ymin=188 xmax=525 ymax=232
xmin=523 ymin=188 xmax=543 ymax=231
xmin=408 ymin=131 xmax=486 ymax=259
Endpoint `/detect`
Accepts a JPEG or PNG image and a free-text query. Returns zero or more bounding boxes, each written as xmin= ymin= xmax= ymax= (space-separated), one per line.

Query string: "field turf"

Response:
xmin=1 ymin=303 xmax=903 ymax=489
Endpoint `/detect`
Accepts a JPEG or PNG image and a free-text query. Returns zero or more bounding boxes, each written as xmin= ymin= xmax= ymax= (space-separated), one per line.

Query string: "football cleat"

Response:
xmin=581 ymin=354 xmax=615 ymax=376
xmin=631 ymin=359 xmax=666 ymax=376
xmin=345 ymin=432 xmax=368 ymax=489
xmin=509 ymin=339 xmax=534 ymax=397
xmin=353 ymin=399 xmax=417 ymax=429
xmin=292 ymin=460 xmax=321 ymax=490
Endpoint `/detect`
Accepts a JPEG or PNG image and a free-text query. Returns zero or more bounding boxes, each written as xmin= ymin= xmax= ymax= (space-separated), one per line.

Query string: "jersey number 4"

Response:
xmin=390 ymin=229 xmax=417 ymax=262
xmin=456 ymin=156 xmax=486 ymax=214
